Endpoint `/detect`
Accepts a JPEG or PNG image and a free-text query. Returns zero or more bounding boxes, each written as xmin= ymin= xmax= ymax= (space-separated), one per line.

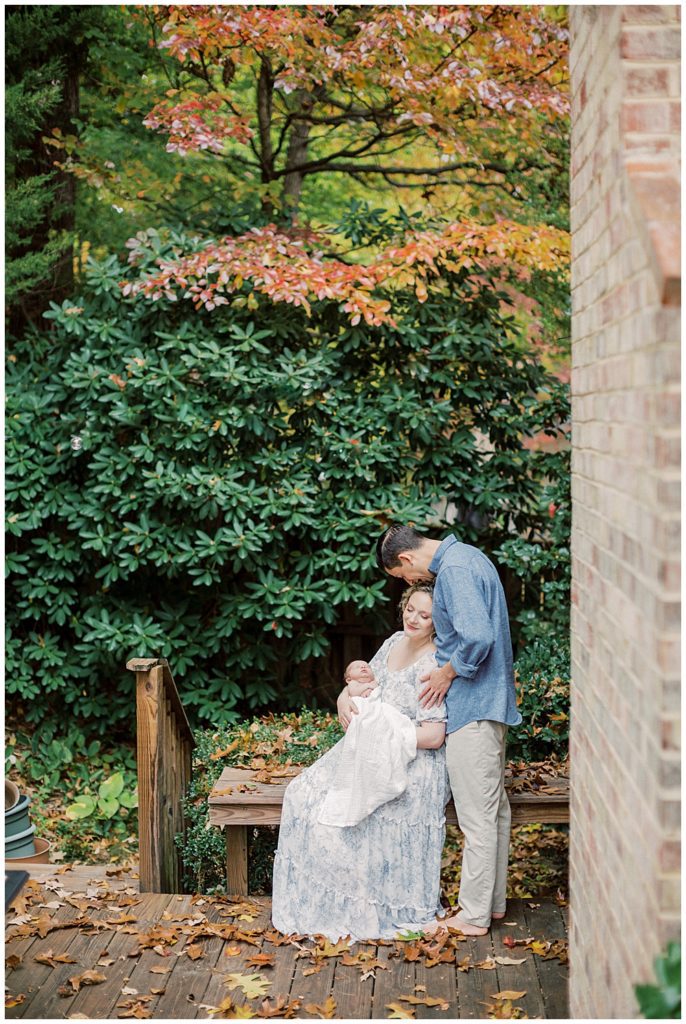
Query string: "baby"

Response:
xmin=344 ymin=659 xmax=378 ymax=699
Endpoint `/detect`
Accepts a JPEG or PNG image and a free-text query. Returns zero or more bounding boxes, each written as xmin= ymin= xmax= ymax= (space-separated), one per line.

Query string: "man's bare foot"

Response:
xmin=423 ymin=911 xmax=488 ymax=937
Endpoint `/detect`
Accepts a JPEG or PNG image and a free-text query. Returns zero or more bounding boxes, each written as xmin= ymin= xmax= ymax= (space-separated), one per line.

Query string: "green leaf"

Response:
xmin=65 ymin=794 xmax=97 ymax=820
xmin=97 ymin=795 xmax=120 ymax=818
xmin=98 ymin=771 xmax=125 ymax=801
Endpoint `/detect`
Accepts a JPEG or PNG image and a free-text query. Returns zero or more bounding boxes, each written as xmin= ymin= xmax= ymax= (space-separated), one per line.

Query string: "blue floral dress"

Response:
xmin=271 ymin=632 xmax=449 ymax=941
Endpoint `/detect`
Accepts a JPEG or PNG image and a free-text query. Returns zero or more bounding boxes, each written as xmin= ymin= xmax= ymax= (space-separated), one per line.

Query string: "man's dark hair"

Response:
xmin=375 ymin=524 xmax=425 ymax=572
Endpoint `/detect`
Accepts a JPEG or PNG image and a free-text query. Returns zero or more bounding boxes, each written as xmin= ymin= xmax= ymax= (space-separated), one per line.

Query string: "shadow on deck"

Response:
xmin=6 ymin=865 xmax=568 ymax=1020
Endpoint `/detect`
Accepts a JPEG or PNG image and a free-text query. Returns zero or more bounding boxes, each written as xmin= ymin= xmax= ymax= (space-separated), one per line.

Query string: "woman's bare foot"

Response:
xmin=423 ymin=911 xmax=488 ymax=936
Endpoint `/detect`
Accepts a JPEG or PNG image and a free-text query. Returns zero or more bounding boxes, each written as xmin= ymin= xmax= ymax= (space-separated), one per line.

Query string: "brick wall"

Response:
xmin=569 ymin=6 xmax=680 ymax=1018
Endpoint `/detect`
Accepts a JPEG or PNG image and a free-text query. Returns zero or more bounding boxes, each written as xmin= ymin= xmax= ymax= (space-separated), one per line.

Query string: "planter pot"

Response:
xmin=5 ymin=823 xmax=36 ymax=858
xmin=5 ymin=780 xmax=20 ymax=812
xmin=6 ymin=836 xmax=51 ymax=864
xmin=5 ymin=794 xmax=31 ymax=838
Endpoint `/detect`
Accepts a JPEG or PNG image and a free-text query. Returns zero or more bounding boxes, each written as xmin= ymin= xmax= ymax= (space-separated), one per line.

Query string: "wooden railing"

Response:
xmin=128 ymin=657 xmax=195 ymax=894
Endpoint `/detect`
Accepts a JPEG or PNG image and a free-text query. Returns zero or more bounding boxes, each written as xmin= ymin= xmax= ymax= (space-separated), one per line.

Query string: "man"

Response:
xmin=339 ymin=523 xmax=521 ymax=935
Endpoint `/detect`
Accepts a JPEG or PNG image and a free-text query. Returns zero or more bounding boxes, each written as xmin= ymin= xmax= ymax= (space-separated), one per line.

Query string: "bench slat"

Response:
xmin=208 ymin=766 xmax=569 ymax=828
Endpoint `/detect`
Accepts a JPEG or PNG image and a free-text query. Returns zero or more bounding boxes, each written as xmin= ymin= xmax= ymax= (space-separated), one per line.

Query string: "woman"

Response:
xmin=271 ymin=583 xmax=449 ymax=941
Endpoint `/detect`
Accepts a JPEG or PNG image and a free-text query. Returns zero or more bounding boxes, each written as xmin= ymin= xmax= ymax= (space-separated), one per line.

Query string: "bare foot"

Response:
xmin=423 ymin=911 xmax=488 ymax=936
xmin=491 ymin=911 xmax=506 ymax=920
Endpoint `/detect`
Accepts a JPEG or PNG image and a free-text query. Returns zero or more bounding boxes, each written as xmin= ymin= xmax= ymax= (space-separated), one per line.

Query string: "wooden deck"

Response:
xmin=6 ymin=865 xmax=568 ymax=1019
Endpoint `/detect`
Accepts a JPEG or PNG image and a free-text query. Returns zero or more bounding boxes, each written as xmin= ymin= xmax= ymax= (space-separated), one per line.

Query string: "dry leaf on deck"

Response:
xmin=6 ymin=954 xmax=22 ymax=970
xmin=69 ymin=969 xmax=108 ymax=992
xmin=385 ymin=1003 xmax=415 ymax=1019
xmin=225 ymin=971 xmax=271 ymax=998
xmin=302 ymin=962 xmax=325 ymax=977
xmin=474 ymin=957 xmax=497 ymax=970
xmin=256 ymin=996 xmax=302 ymax=1018
xmin=149 ymin=965 xmax=171 ymax=974
xmin=246 ymin=952 xmax=275 ymax=969
xmin=186 ymin=943 xmax=205 ymax=960
xmin=495 ymin=956 xmax=527 ymax=966
xmin=224 ymin=945 xmax=243 ymax=957
xmin=399 ymin=993 xmax=449 ymax=1010
xmin=304 ymin=995 xmax=337 ymax=1018
xmin=5 ymin=994 xmax=26 ymax=1008
xmin=312 ymin=936 xmax=350 ymax=958
xmin=492 ymin=989 xmax=527 ymax=1000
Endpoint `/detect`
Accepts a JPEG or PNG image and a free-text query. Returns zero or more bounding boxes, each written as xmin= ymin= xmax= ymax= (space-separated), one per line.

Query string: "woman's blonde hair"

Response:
xmin=398 ymin=583 xmax=436 ymax=637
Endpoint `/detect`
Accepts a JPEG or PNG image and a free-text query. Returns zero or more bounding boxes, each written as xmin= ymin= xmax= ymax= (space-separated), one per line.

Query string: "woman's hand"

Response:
xmin=337 ymin=687 xmax=358 ymax=731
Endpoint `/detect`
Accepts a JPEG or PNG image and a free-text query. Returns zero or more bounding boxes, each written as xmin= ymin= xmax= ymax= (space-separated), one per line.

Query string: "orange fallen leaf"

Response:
xmin=304 ymin=995 xmax=337 ymax=1018
xmin=69 ymin=969 xmax=108 ymax=992
xmin=186 ymin=943 xmax=205 ymax=960
xmin=399 ymin=993 xmax=449 ymax=1010
xmin=5 ymin=994 xmax=26 ymax=1008
xmin=246 ymin=952 xmax=275 ymax=969
xmin=492 ymin=990 xmax=527 ymax=1000
xmin=149 ymin=965 xmax=171 ymax=974
xmin=385 ymin=1003 xmax=415 ymax=1019
xmin=224 ymin=945 xmax=242 ymax=957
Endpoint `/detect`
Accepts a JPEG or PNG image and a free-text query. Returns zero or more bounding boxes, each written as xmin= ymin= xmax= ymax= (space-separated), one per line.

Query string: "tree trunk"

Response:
xmin=281 ymin=92 xmax=314 ymax=220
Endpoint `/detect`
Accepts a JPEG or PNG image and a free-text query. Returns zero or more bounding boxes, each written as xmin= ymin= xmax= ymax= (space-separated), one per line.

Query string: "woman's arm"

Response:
xmin=415 ymin=721 xmax=446 ymax=749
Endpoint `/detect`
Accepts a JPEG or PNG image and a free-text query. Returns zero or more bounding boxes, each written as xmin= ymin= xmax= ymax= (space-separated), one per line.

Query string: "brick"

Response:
xmin=658 ymin=839 xmax=681 ymax=871
xmin=620 ymin=26 xmax=681 ymax=60
xmin=621 ymin=99 xmax=678 ymax=132
xmin=622 ymin=6 xmax=680 ymax=25
xmin=624 ymin=65 xmax=671 ymax=97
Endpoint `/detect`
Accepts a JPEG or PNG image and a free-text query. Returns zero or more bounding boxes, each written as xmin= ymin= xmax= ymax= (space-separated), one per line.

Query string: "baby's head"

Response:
xmin=344 ymin=659 xmax=377 ymax=697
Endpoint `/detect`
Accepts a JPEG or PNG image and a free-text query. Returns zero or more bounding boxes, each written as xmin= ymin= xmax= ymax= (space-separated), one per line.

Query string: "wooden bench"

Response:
xmin=208 ymin=765 xmax=570 ymax=896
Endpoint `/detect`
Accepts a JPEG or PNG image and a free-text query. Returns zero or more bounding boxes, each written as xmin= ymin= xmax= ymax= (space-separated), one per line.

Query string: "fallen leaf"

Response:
xmin=495 ymin=956 xmax=528 ymax=966
xmin=403 ymin=943 xmax=422 ymax=962
xmin=312 ymin=936 xmax=350 ymax=958
xmin=150 ymin=988 xmax=166 ymax=995
xmin=116 ymin=994 xmax=153 ymax=1019
xmin=246 ymin=952 xmax=275 ymax=969
xmin=256 ymin=996 xmax=302 ymax=1018
xmin=302 ymin=963 xmax=325 ymax=977
xmin=5 ymin=994 xmax=26 ymax=1008
xmin=69 ymin=969 xmax=108 ymax=992
xmin=35 ymin=950 xmax=79 ymax=968
xmin=6 ymin=953 xmax=22 ymax=970
xmin=186 ymin=943 xmax=205 ymax=960
xmin=474 ymin=957 xmax=497 ymax=970
xmin=385 ymin=1003 xmax=415 ymax=1019
xmin=225 ymin=972 xmax=271 ymax=998
xmin=492 ymin=990 xmax=527 ymax=1000
xmin=224 ymin=945 xmax=243 ymax=957
xmin=504 ymin=921 xmax=518 ymax=926
xmin=399 ymin=993 xmax=449 ymax=1010
xmin=149 ymin=965 xmax=171 ymax=974
xmin=121 ymin=986 xmax=139 ymax=995
xmin=304 ymin=995 xmax=337 ymax=1018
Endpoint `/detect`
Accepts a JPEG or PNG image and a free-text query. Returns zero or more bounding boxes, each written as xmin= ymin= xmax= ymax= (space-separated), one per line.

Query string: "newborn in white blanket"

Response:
xmin=318 ymin=661 xmax=417 ymax=828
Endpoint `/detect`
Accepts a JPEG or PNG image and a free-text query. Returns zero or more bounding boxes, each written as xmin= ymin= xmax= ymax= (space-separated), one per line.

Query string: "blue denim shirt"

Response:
xmin=429 ymin=535 xmax=522 ymax=735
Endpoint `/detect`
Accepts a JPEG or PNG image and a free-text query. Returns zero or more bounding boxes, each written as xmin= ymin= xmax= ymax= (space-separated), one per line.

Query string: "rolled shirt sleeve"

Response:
xmin=434 ymin=567 xmax=495 ymax=679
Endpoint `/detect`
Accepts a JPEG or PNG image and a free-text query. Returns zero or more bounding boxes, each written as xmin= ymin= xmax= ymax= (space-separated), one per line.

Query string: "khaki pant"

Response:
xmin=445 ymin=720 xmax=510 ymax=927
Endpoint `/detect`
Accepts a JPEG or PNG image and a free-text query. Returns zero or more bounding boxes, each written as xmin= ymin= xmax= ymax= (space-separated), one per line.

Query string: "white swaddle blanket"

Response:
xmin=318 ymin=690 xmax=417 ymax=828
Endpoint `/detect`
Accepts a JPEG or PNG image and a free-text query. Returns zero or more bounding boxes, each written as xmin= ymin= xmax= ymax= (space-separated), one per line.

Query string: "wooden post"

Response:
xmin=225 ymin=826 xmax=249 ymax=897
xmin=128 ymin=657 xmax=195 ymax=894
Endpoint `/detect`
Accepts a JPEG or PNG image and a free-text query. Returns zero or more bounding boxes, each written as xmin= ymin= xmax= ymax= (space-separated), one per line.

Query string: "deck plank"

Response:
xmin=289 ymin=938 xmax=338 ymax=1018
xmin=329 ymin=941 xmax=376 ymax=1019
xmin=492 ymin=899 xmax=547 ymax=1019
xmin=195 ymin=897 xmax=273 ymax=1018
xmin=68 ymin=893 xmax=175 ymax=1019
xmin=523 ymin=900 xmax=569 ymax=1020
xmin=454 ymin=929 xmax=494 ymax=1019
xmin=370 ymin=940 xmax=415 ymax=1019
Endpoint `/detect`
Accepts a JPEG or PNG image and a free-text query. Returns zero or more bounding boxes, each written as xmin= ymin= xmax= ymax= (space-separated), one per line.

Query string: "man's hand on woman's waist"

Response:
xmin=418 ymin=662 xmax=456 ymax=709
